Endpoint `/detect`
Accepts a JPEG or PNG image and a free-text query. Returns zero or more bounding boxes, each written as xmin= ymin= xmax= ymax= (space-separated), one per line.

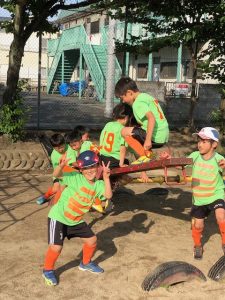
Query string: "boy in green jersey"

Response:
xmin=99 ymin=103 xmax=132 ymax=168
xmin=115 ymin=77 xmax=169 ymax=182
xmin=42 ymin=150 xmax=112 ymax=286
xmin=189 ymin=127 xmax=225 ymax=259
xmin=37 ymin=133 xmax=68 ymax=205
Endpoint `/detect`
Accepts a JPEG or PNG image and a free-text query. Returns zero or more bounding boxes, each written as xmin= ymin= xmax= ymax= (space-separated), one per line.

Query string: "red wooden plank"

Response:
xmin=97 ymin=158 xmax=193 ymax=178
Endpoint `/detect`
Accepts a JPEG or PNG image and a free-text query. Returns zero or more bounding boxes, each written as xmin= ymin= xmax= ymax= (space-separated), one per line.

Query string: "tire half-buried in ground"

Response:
xmin=208 ymin=255 xmax=225 ymax=281
xmin=142 ymin=261 xmax=206 ymax=291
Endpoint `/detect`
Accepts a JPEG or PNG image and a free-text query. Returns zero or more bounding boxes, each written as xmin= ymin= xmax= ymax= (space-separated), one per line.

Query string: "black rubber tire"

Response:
xmin=142 ymin=261 xmax=206 ymax=291
xmin=208 ymin=255 xmax=225 ymax=281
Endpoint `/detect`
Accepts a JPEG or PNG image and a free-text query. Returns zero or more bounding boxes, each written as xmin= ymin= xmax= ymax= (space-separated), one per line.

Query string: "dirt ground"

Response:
xmin=1 ymin=132 xmax=225 ymax=300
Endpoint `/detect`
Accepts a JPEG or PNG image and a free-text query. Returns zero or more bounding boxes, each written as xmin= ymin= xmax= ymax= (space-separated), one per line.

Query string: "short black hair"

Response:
xmin=74 ymin=125 xmax=90 ymax=136
xmin=50 ymin=133 xmax=65 ymax=147
xmin=115 ymin=77 xmax=139 ymax=98
xmin=65 ymin=130 xmax=82 ymax=144
xmin=112 ymin=103 xmax=133 ymax=120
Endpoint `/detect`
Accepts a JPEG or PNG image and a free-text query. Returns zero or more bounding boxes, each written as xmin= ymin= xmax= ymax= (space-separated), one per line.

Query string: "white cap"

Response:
xmin=193 ymin=127 xmax=219 ymax=142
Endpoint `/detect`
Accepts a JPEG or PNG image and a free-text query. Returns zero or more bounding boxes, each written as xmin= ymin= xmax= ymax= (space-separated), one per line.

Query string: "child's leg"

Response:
xmin=215 ymin=207 xmax=225 ymax=246
xmin=121 ymin=127 xmax=146 ymax=157
xmin=44 ymin=244 xmax=62 ymax=270
xmin=81 ymin=236 xmax=97 ymax=265
xmin=192 ymin=218 xmax=204 ymax=247
xmin=42 ymin=218 xmax=65 ymax=285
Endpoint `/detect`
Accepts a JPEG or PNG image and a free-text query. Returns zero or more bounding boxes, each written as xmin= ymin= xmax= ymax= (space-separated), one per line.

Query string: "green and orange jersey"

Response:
xmin=66 ymin=141 xmax=98 ymax=165
xmin=99 ymin=121 xmax=125 ymax=160
xmin=188 ymin=151 xmax=225 ymax=206
xmin=132 ymin=93 xmax=169 ymax=143
xmin=48 ymin=172 xmax=106 ymax=226
xmin=50 ymin=144 xmax=68 ymax=170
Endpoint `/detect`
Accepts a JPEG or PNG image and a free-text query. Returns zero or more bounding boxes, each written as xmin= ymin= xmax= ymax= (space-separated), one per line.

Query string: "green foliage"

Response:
xmin=0 ymin=87 xmax=30 ymax=142
xmin=208 ymin=109 xmax=224 ymax=132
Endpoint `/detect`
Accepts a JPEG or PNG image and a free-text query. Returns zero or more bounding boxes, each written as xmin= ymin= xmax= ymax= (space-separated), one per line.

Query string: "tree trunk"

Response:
xmin=188 ymin=42 xmax=198 ymax=131
xmin=2 ymin=39 xmax=25 ymax=105
xmin=2 ymin=4 xmax=26 ymax=106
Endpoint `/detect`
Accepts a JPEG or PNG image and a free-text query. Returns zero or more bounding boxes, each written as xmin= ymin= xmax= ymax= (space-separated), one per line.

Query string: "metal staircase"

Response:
xmin=47 ymin=24 xmax=122 ymax=101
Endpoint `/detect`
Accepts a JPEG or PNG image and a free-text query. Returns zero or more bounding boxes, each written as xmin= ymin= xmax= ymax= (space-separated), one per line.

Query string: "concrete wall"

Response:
xmin=135 ymin=81 xmax=220 ymax=129
xmin=165 ymin=84 xmax=220 ymax=129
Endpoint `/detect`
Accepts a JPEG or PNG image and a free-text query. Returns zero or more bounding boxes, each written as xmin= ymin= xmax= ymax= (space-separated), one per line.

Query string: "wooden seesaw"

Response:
xmin=97 ymin=157 xmax=193 ymax=186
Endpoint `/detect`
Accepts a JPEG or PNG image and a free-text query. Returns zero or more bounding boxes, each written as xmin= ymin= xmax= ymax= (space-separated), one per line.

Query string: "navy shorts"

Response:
xmin=190 ymin=199 xmax=225 ymax=219
xmin=131 ymin=127 xmax=165 ymax=148
xmin=100 ymin=154 xmax=129 ymax=169
xmin=48 ymin=218 xmax=95 ymax=245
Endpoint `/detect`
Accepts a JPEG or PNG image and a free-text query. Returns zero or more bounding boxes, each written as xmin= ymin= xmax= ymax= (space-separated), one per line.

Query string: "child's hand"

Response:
xmin=159 ymin=151 xmax=171 ymax=160
xmin=102 ymin=161 xmax=111 ymax=179
xmin=59 ymin=155 xmax=71 ymax=167
xmin=219 ymin=159 xmax=225 ymax=169
xmin=144 ymin=140 xmax=152 ymax=151
xmin=119 ymin=163 xmax=129 ymax=167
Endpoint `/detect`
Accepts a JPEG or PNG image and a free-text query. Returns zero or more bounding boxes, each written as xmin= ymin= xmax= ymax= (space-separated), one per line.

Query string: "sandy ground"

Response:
xmin=1 ymin=168 xmax=225 ymax=300
xmin=1 ymin=131 xmax=225 ymax=299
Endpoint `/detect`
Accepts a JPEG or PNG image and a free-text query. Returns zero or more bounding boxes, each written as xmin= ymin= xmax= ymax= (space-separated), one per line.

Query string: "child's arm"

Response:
xmin=102 ymin=161 xmax=112 ymax=199
xmin=119 ymin=145 xmax=128 ymax=167
xmin=53 ymin=156 xmax=71 ymax=178
xmin=219 ymin=159 xmax=225 ymax=169
xmin=144 ymin=111 xmax=155 ymax=150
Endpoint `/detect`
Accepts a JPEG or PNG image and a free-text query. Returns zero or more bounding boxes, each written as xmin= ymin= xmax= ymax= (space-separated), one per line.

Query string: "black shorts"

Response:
xmin=48 ymin=218 xmax=95 ymax=245
xmin=190 ymin=199 xmax=225 ymax=219
xmin=100 ymin=154 xmax=129 ymax=169
xmin=131 ymin=127 xmax=165 ymax=148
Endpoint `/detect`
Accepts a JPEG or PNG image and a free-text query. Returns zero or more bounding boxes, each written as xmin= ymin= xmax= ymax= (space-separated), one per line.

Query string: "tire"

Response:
xmin=208 ymin=255 xmax=225 ymax=281
xmin=142 ymin=261 xmax=206 ymax=291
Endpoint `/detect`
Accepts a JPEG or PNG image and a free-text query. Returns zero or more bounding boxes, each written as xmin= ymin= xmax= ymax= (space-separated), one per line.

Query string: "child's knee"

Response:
xmin=192 ymin=218 xmax=204 ymax=230
xmin=85 ymin=235 xmax=97 ymax=246
xmin=216 ymin=208 xmax=225 ymax=222
xmin=52 ymin=182 xmax=60 ymax=193
xmin=49 ymin=244 xmax=63 ymax=253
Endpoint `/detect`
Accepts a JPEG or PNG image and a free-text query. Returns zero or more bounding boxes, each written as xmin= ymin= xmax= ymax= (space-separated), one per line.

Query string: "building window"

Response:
xmin=64 ymin=23 xmax=70 ymax=30
xmin=104 ymin=15 xmax=109 ymax=26
xmin=160 ymin=62 xmax=177 ymax=79
xmin=137 ymin=63 xmax=148 ymax=79
xmin=186 ymin=61 xmax=203 ymax=79
xmin=91 ymin=20 xmax=99 ymax=34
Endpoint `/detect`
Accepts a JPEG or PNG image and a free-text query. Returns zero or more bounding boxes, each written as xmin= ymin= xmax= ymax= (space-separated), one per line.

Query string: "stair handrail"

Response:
xmin=47 ymin=26 xmax=86 ymax=93
xmin=80 ymin=25 xmax=105 ymax=100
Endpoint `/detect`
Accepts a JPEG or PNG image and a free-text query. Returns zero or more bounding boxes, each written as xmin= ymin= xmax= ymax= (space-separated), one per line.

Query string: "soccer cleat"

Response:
xmin=131 ymin=156 xmax=151 ymax=165
xmin=193 ymin=246 xmax=203 ymax=260
xmin=36 ymin=195 xmax=48 ymax=205
xmin=42 ymin=270 xmax=58 ymax=286
xmin=78 ymin=261 xmax=104 ymax=274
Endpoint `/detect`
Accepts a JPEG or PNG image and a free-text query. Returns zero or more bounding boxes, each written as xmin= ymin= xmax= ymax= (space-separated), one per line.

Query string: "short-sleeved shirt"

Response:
xmin=48 ymin=172 xmax=106 ymax=226
xmin=132 ymin=93 xmax=169 ymax=143
xmin=99 ymin=121 xmax=125 ymax=160
xmin=188 ymin=151 xmax=225 ymax=206
xmin=66 ymin=142 xmax=93 ymax=166
xmin=50 ymin=145 xmax=68 ymax=170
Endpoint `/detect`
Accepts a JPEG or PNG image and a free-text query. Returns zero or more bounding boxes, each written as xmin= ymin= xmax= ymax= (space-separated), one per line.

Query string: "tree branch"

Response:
xmin=23 ymin=0 xmax=99 ymax=41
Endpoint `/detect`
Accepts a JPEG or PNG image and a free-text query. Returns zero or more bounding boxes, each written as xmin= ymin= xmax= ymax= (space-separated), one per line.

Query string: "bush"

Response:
xmin=0 ymin=91 xmax=29 ymax=142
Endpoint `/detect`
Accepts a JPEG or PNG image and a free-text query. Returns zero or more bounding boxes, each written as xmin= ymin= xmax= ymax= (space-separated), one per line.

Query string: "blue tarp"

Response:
xmin=59 ymin=81 xmax=86 ymax=96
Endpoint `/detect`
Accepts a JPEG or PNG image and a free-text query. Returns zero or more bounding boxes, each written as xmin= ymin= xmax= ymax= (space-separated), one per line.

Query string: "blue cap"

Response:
xmin=77 ymin=150 xmax=99 ymax=169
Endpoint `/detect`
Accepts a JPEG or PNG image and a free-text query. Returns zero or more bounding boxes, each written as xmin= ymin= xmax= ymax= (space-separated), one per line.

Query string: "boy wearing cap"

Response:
xmin=189 ymin=127 xmax=225 ymax=259
xmin=42 ymin=151 xmax=112 ymax=286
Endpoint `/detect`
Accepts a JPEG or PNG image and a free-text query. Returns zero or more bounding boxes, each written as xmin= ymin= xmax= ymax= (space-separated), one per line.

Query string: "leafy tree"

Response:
xmin=0 ymin=0 xmax=99 ymax=106
xmin=98 ymin=0 xmax=224 ymax=130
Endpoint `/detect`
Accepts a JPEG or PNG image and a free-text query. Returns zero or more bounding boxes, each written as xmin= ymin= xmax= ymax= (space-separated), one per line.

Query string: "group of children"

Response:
xmin=40 ymin=77 xmax=225 ymax=286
